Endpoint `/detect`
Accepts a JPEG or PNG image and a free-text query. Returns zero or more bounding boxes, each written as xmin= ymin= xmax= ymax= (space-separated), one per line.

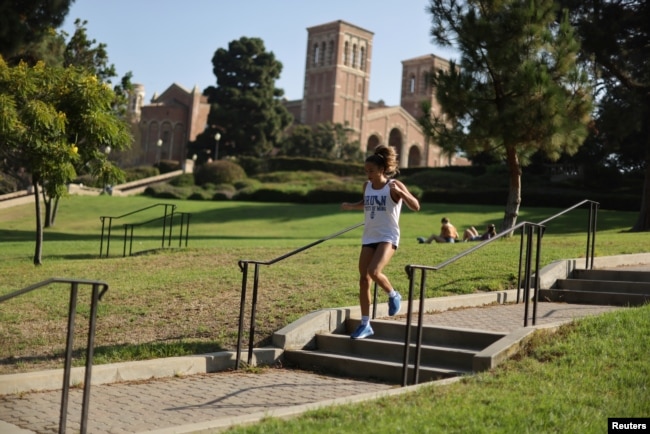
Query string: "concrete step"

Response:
xmin=315 ymin=333 xmax=477 ymax=370
xmin=539 ymin=288 xmax=650 ymax=306
xmin=555 ymin=279 xmax=650 ymax=294
xmin=346 ymin=319 xmax=505 ymax=351
xmin=572 ymin=269 xmax=650 ymax=282
xmin=282 ymin=319 xmax=505 ymax=384
xmin=283 ymin=349 xmax=467 ymax=384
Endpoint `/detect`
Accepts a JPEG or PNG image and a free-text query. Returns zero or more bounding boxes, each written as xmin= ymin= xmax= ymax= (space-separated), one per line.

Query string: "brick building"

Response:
xmin=285 ymin=20 xmax=468 ymax=168
xmin=130 ymin=83 xmax=210 ymax=166
xmin=129 ymin=19 xmax=468 ymax=168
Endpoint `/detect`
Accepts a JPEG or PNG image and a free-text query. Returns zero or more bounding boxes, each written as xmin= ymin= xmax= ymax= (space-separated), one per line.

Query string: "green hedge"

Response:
xmin=421 ymin=188 xmax=639 ymax=211
xmin=267 ymin=157 xmax=363 ymax=177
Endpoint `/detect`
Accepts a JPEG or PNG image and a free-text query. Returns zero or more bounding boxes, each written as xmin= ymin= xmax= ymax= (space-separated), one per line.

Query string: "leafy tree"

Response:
xmin=280 ymin=122 xmax=363 ymax=162
xmin=202 ymin=37 xmax=293 ymax=158
xmin=559 ymin=0 xmax=650 ymax=231
xmin=1 ymin=19 xmax=135 ymax=225
xmin=421 ymin=0 xmax=593 ymax=231
xmin=60 ymin=19 xmax=136 ymax=166
xmin=0 ymin=58 xmax=131 ymax=265
xmin=0 ymin=0 xmax=73 ymax=62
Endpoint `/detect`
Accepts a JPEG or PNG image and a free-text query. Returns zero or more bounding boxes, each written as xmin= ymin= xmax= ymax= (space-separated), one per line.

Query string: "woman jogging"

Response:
xmin=341 ymin=145 xmax=420 ymax=339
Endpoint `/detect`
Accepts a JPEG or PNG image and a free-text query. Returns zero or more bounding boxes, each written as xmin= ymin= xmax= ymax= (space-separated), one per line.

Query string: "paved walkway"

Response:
xmin=0 ymin=300 xmax=624 ymax=434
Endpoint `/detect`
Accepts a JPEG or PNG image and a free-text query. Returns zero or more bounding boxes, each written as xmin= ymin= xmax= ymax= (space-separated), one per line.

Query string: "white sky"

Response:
xmin=61 ymin=0 xmax=457 ymax=106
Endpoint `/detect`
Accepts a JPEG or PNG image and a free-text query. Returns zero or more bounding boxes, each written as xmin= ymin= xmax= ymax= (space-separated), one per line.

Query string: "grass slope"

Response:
xmin=0 ymin=195 xmax=647 ymax=374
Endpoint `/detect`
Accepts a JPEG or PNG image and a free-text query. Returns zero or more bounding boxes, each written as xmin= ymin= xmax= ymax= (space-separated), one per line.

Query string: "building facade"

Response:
xmin=129 ymin=19 xmax=467 ymax=168
xmin=286 ymin=20 xmax=468 ymax=168
xmin=132 ymin=83 xmax=210 ymax=166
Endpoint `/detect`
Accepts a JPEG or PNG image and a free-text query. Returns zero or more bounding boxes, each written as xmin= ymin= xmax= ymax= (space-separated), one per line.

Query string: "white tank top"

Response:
xmin=362 ymin=181 xmax=402 ymax=246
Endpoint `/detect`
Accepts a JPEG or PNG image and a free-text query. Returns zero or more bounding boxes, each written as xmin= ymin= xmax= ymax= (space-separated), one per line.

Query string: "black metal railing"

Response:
xmin=400 ymin=199 xmax=600 ymax=386
xmin=538 ymin=199 xmax=599 ymax=270
xmin=235 ymin=222 xmax=364 ymax=369
xmin=0 ymin=278 xmax=109 ymax=434
xmin=99 ymin=203 xmax=191 ymax=258
xmin=122 ymin=211 xmax=192 ymax=257
xmin=402 ymin=221 xmax=545 ymax=386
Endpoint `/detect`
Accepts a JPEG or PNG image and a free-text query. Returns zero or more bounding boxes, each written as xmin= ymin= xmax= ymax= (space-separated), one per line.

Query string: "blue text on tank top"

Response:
xmin=365 ymin=194 xmax=387 ymax=219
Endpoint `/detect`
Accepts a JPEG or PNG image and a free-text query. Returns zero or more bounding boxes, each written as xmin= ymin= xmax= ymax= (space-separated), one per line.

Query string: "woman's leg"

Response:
xmin=357 ymin=246 xmax=375 ymax=317
xmin=367 ymin=243 xmax=396 ymax=292
xmin=358 ymin=243 xmax=396 ymax=316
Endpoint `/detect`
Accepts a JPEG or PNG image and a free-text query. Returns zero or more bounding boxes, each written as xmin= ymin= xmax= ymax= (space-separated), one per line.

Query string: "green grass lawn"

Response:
xmin=1 ymin=194 xmax=649 ymax=432
xmin=0 ymin=195 xmax=648 ymax=375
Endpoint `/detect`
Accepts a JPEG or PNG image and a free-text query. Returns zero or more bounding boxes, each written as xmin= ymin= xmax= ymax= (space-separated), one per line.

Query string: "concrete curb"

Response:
xmin=0 ymin=348 xmax=282 ymax=395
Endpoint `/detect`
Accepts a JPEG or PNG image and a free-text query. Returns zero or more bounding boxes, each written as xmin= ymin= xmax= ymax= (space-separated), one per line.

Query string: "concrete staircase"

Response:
xmin=283 ymin=318 xmax=506 ymax=384
xmin=539 ymin=269 xmax=650 ymax=306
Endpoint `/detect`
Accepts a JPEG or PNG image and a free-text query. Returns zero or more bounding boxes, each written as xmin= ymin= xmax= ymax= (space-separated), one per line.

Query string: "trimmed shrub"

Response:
xmin=235 ymin=156 xmax=267 ymax=176
xmin=402 ymin=170 xmax=474 ymax=190
xmin=169 ymin=173 xmax=195 ymax=187
xmin=254 ymin=170 xmax=340 ymax=184
xmin=0 ymin=176 xmax=18 ymax=194
xmin=143 ymin=183 xmax=192 ymax=200
xmin=156 ymin=159 xmax=181 ymax=174
xmin=234 ymin=187 xmax=307 ymax=203
xmin=124 ymin=166 xmax=160 ymax=182
xmin=267 ymin=157 xmax=363 ymax=177
xmin=194 ymin=160 xmax=247 ymax=186
xmin=234 ymin=178 xmax=261 ymax=190
xmin=305 ymin=184 xmax=362 ymax=203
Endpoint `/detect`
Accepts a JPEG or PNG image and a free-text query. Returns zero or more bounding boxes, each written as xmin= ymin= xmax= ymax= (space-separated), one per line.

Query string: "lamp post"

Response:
xmin=214 ymin=132 xmax=221 ymax=160
xmin=103 ymin=145 xmax=112 ymax=194
xmin=156 ymin=139 xmax=163 ymax=164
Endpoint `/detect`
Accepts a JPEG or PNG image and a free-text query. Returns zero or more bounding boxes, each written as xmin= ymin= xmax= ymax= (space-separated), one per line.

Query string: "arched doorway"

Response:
xmin=407 ymin=145 xmax=422 ymax=167
xmin=388 ymin=128 xmax=403 ymax=164
xmin=366 ymin=134 xmax=381 ymax=154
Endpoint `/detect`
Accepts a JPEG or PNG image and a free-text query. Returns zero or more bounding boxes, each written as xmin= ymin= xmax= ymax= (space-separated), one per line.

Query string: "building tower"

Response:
xmin=400 ymin=54 xmax=451 ymax=121
xmin=127 ymin=83 xmax=146 ymax=123
xmin=301 ymin=21 xmax=373 ymax=145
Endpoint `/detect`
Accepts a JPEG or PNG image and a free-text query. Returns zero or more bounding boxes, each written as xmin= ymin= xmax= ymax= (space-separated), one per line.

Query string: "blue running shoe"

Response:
xmin=350 ymin=323 xmax=374 ymax=339
xmin=388 ymin=292 xmax=401 ymax=316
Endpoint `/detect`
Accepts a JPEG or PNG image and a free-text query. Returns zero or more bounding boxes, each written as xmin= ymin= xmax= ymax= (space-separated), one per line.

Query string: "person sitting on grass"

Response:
xmin=417 ymin=217 xmax=459 ymax=244
xmin=463 ymin=224 xmax=497 ymax=242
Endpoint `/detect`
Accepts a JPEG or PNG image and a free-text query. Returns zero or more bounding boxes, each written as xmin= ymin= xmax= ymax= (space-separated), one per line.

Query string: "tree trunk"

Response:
xmin=32 ymin=178 xmax=43 ymax=266
xmin=43 ymin=191 xmax=52 ymax=228
xmin=43 ymin=193 xmax=59 ymax=227
xmin=502 ymin=146 xmax=522 ymax=234
xmin=51 ymin=196 xmax=60 ymax=226
xmin=631 ymin=131 xmax=650 ymax=232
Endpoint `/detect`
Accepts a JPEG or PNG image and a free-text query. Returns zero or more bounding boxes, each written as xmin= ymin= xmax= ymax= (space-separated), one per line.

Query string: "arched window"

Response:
xmin=421 ymin=71 xmax=428 ymax=94
xmin=409 ymin=74 xmax=416 ymax=93
xmin=328 ymin=41 xmax=334 ymax=64
xmin=344 ymin=41 xmax=349 ymax=66
xmin=313 ymin=43 xmax=319 ymax=66
xmin=352 ymin=44 xmax=357 ymax=68
xmin=359 ymin=47 xmax=366 ymax=71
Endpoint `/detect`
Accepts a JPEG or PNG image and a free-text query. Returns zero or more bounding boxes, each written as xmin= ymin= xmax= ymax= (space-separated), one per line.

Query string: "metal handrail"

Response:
xmin=121 ymin=211 xmax=192 ymax=257
xmin=0 ymin=278 xmax=109 ymax=434
xmin=235 ymin=222 xmax=364 ymax=369
xmin=402 ymin=221 xmax=545 ymax=386
xmin=538 ymin=199 xmax=599 ymax=270
xmin=400 ymin=199 xmax=600 ymax=386
xmin=99 ymin=203 xmax=176 ymax=257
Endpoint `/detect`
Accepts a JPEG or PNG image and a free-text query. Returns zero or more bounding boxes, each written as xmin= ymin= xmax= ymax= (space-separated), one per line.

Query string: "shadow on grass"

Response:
xmin=0 ymin=341 xmax=228 ymax=370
